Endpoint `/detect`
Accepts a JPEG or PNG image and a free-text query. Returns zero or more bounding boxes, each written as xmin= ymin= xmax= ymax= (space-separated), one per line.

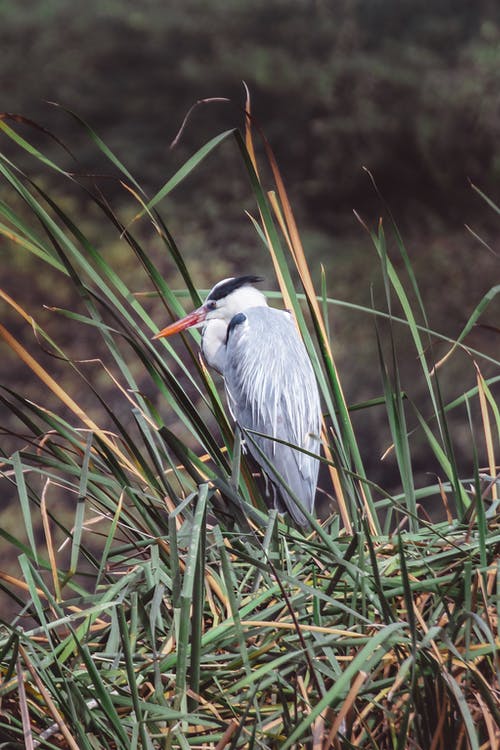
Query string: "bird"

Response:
xmin=154 ymin=275 xmax=321 ymax=526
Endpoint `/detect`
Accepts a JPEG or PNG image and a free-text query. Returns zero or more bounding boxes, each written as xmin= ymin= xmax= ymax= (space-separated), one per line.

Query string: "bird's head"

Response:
xmin=153 ymin=275 xmax=266 ymax=339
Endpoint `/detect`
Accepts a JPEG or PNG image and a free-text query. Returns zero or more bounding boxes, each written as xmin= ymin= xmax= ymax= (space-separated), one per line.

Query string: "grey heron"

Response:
xmin=154 ymin=276 xmax=321 ymax=525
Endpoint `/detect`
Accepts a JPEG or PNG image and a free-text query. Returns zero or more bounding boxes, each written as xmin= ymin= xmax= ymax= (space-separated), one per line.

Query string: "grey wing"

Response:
xmin=223 ymin=307 xmax=321 ymax=525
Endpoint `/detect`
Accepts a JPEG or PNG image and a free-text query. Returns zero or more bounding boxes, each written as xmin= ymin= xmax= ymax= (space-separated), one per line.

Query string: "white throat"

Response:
xmin=201 ymin=284 xmax=268 ymax=372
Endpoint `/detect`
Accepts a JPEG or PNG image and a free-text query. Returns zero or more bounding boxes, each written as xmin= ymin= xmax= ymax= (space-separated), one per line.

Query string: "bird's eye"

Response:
xmin=206 ymin=300 xmax=217 ymax=311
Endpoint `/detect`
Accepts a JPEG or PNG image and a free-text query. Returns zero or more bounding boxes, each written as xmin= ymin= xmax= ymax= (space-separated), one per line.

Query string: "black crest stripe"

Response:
xmin=207 ymin=275 xmax=264 ymax=301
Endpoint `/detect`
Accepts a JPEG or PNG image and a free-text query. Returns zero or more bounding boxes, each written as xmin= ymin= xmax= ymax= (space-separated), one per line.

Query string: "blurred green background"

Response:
xmin=1 ymin=0 xmax=499 ymax=509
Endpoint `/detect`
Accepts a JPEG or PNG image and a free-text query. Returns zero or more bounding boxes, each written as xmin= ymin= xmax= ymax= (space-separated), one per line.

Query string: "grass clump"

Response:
xmin=0 ymin=102 xmax=498 ymax=749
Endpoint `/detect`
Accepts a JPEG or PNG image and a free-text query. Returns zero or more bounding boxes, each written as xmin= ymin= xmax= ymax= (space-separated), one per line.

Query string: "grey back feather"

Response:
xmin=223 ymin=307 xmax=321 ymax=525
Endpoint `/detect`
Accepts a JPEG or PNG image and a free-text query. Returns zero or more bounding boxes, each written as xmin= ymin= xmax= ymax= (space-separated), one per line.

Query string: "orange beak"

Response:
xmin=153 ymin=306 xmax=207 ymax=339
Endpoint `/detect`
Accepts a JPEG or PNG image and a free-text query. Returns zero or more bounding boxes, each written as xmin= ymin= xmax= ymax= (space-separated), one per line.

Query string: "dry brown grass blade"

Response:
xmin=351 ymin=682 xmax=392 ymax=738
xmin=313 ymin=714 xmax=325 ymax=750
xmin=322 ymin=670 xmax=368 ymax=748
xmin=412 ymin=601 xmax=445 ymax=665
xmin=0 ymin=319 xmax=141 ymax=479
xmin=261 ymin=146 xmax=325 ymax=338
xmin=18 ymin=643 xmax=80 ymax=750
xmin=71 ymin=356 xmax=160 ymax=430
xmin=474 ymin=692 xmax=499 ymax=749
xmin=170 ymin=96 xmax=230 ymax=150
xmin=121 ymin=179 xmax=164 ymax=235
xmin=239 ymin=620 xmax=366 ymax=638
xmin=243 ymin=94 xmax=296 ymax=311
xmin=39 ymin=479 xmax=61 ymax=601
xmin=0 ymin=571 xmax=47 ymax=598
xmin=297 ymin=674 xmax=312 ymax=709
xmin=0 ymin=287 xmax=39 ymax=328
xmin=324 ymin=425 xmax=353 ymax=533
xmin=475 ymin=364 xmax=498 ymax=501
xmin=322 ymin=440 xmax=352 ymax=533
xmin=245 ymin=208 xmax=295 ymax=313
xmin=16 ymin=656 xmax=35 ymax=750
xmin=429 ymin=689 xmax=449 ymax=750
xmin=437 ymin=476 xmax=454 ymax=524
xmin=268 ymin=191 xmax=294 ymax=255
xmin=214 ymin=719 xmax=239 ymax=750
xmin=431 ymin=335 xmax=470 ymax=375
xmin=243 ymin=83 xmax=259 ymax=179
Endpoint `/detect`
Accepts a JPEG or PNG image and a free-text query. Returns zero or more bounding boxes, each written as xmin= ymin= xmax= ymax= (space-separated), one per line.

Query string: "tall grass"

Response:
xmin=0 ymin=103 xmax=498 ymax=749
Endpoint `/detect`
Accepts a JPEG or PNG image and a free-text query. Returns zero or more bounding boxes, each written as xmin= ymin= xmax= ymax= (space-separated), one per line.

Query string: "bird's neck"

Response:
xmin=201 ymin=288 xmax=268 ymax=372
xmin=201 ymin=319 xmax=228 ymax=373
